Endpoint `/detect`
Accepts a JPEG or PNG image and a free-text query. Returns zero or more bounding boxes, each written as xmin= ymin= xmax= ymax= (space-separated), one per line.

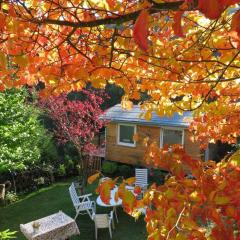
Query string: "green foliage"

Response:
xmin=102 ymin=161 xmax=118 ymax=175
xmin=149 ymin=169 xmax=168 ymax=185
xmin=39 ymin=134 xmax=59 ymax=164
xmin=1 ymin=181 xmax=147 ymax=240
xmin=64 ymin=155 xmax=75 ymax=174
xmin=0 ymin=89 xmax=46 ymax=172
xmin=118 ymin=165 xmax=132 ymax=178
xmin=5 ymin=191 xmax=18 ymax=204
xmin=0 ymin=229 xmax=17 ymax=239
xmin=57 ymin=164 xmax=66 ymax=177
xmin=0 ymin=88 xmax=50 ymax=172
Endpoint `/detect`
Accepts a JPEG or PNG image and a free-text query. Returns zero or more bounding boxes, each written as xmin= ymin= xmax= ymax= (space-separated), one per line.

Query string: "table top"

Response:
xmin=96 ymin=187 xmax=122 ymax=207
xmin=20 ymin=211 xmax=80 ymax=240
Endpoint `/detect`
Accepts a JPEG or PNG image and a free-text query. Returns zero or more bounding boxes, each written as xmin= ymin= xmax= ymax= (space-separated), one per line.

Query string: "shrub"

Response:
xmin=40 ymin=135 xmax=59 ymax=164
xmin=118 ymin=165 xmax=132 ymax=178
xmin=149 ymin=169 xmax=168 ymax=185
xmin=56 ymin=164 xmax=66 ymax=177
xmin=5 ymin=191 xmax=18 ymax=204
xmin=34 ymin=177 xmax=45 ymax=186
xmin=64 ymin=155 xmax=75 ymax=174
xmin=102 ymin=161 xmax=118 ymax=175
xmin=0 ymin=88 xmax=51 ymax=172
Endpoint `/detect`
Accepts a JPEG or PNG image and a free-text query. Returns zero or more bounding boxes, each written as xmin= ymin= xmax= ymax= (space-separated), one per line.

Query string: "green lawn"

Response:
xmin=0 ymin=179 xmax=147 ymax=240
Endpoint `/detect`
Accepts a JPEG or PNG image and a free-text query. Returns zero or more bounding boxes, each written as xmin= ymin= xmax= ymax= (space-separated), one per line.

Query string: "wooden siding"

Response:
xmin=105 ymin=123 xmax=201 ymax=167
xmin=184 ymin=131 xmax=202 ymax=160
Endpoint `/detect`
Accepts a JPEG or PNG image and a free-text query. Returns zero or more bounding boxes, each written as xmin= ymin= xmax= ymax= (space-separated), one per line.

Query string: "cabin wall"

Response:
xmin=184 ymin=131 xmax=202 ymax=160
xmin=105 ymin=122 xmax=201 ymax=167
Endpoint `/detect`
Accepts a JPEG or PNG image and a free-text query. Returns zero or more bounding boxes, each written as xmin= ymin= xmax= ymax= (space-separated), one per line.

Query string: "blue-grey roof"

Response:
xmin=102 ymin=104 xmax=192 ymax=128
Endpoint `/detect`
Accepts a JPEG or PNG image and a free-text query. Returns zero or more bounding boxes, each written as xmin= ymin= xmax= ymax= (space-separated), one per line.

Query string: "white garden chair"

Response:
xmin=92 ymin=211 xmax=114 ymax=240
xmin=135 ymin=168 xmax=148 ymax=193
xmin=69 ymin=182 xmax=96 ymax=220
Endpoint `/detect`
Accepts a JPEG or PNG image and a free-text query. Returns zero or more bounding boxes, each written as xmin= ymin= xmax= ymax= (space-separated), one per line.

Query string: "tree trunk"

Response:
xmin=76 ymin=148 xmax=87 ymax=193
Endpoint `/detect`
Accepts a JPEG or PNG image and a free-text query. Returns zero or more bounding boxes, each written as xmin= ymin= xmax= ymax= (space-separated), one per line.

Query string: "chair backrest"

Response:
xmin=69 ymin=183 xmax=80 ymax=208
xmin=135 ymin=168 xmax=148 ymax=187
xmin=93 ymin=214 xmax=110 ymax=228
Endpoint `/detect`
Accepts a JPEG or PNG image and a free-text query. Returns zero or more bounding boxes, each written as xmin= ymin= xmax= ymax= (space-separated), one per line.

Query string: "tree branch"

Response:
xmin=166 ymin=206 xmax=186 ymax=240
xmin=33 ymin=1 xmax=192 ymax=28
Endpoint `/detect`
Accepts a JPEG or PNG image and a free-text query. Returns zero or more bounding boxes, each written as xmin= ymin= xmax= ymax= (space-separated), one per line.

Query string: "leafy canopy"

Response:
xmin=39 ymin=90 xmax=105 ymax=152
xmin=0 ymin=89 xmax=48 ymax=172
xmin=0 ymin=0 xmax=240 ymax=239
xmin=39 ymin=90 xmax=106 ymax=181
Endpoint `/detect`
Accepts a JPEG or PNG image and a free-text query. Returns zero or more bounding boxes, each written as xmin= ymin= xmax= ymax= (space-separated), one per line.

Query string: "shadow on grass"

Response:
xmin=0 ymin=178 xmax=146 ymax=240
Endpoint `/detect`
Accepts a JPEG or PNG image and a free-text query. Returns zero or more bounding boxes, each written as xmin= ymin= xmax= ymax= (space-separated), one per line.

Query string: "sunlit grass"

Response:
xmin=0 ymin=178 xmax=146 ymax=240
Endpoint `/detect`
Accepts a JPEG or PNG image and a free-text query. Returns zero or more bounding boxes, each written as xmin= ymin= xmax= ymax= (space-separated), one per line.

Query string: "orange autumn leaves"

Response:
xmin=133 ymin=0 xmax=240 ymax=51
xmin=198 ymin=0 xmax=240 ymax=19
xmin=231 ymin=11 xmax=240 ymax=36
xmin=91 ymin=147 xmax=240 ymax=239
xmin=89 ymin=175 xmax=142 ymax=214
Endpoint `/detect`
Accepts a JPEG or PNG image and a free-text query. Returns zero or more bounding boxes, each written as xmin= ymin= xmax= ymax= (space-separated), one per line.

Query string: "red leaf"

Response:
xmin=219 ymin=0 xmax=240 ymax=7
xmin=134 ymin=185 xmax=142 ymax=195
xmin=198 ymin=0 xmax=223 ymax=19
xmin=106 ymin=0 xmax=115 ymax=8
xmin=133 ymin=10 xmax=149 ymax=52
xmin=173 ymin=11 xmax=184 ymax=37
xmin=231 ymin=10 xmax=240 ymax=37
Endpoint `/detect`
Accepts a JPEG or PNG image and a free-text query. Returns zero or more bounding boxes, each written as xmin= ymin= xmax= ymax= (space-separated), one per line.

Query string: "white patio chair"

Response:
xmin=135 ymin=168 xmax=148 ymax=193
xmin=92 ymin=211 xmax=114 ymax=240
xmin=69 ymin=182 xmax=96 ymax=220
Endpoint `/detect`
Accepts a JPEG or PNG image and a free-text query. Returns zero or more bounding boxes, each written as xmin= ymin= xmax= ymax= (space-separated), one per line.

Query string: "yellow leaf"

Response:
xmin=14 ymin=55 xmax=28 ymax=68
xmin=143 ymin=137 xmax=149 ymax=146
xmin=189 ymin=191 xmax=201 ymax=202
xmin=176 ymin=232 xmax=188 ymax=240
xmin=122 ymin=190 xmax=136 ymax=213
xmin=87 ymin=172 xmax=100 ymax=185
xmin=121 ymin=99 xmax=133 ymax=110
xmin=165 ymin=189 xmax=175 ymax=199
xmin=182 ymin=218 xmax=198 ymax=230
xmin=125 ymin=177 xmax=136 ymax=186
xmin=145 ymin=110 xmax=152 ymax=121
xmin=0 ymin=52 xmax=7 ymax=69
xmin=167 ymin=207 xmax=176 ymax=218
xmin=214 ymin=195 xmax=229 ymax=205
xmin=2 ymin=3 xmax=9 ymax=10
xmin=229 ymin=150 xmax=240 ymax=166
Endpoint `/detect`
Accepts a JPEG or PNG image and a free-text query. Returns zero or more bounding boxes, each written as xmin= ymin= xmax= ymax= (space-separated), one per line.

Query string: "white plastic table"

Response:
xmin=96 ymin=187 xmax=122 ymax=222
xmin=20 ymin=211 xmax=80 ymax=240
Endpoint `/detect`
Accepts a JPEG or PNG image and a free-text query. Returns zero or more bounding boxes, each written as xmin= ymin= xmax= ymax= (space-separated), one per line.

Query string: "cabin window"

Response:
xmin=160 ymin=128 xmax=184 ymax=148
xmin=117 ymin=124 xmax=136 ymax=147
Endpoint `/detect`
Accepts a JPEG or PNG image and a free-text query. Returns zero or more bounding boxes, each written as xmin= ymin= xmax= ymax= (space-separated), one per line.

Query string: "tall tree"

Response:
xmin=0 ymin=0 xmax=239 ymax=144
xmin=39 ymin=90 xmax=106 ymax=182
xmin=0 ymin=1 xmax=240 ymax=239
xmin=0 ymin=89 xmax=48 ymax=172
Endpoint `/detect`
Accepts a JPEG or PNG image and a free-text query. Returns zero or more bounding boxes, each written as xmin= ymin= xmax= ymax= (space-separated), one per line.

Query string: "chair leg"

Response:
xmin=109 ymin=225 xmax=112 ymax=239
xmin=87 ymin=209 xmax=92 ymax=219
xmin=95 ymin=226 xmax=97 ymax=240
xmin=113 ymin=206 xmax=118 ymax=223
xmin=89 ymin=207 xmax=96 ymax=220
xmin=112 ymin=218 xmax=115 ymax=230
xmin=74 ymin=210 xmax=79 ymax=220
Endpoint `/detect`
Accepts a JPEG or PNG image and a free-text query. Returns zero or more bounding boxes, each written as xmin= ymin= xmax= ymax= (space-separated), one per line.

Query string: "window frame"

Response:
xmin=160 ymin=127 xmax=184 ymax=148
xmin=117 ymin=123 xmax=137 ymax=147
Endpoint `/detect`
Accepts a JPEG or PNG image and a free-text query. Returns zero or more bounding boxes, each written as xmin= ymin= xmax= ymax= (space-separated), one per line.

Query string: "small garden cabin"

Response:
xmin=101 ymin=104 xmax=202 ymax=167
